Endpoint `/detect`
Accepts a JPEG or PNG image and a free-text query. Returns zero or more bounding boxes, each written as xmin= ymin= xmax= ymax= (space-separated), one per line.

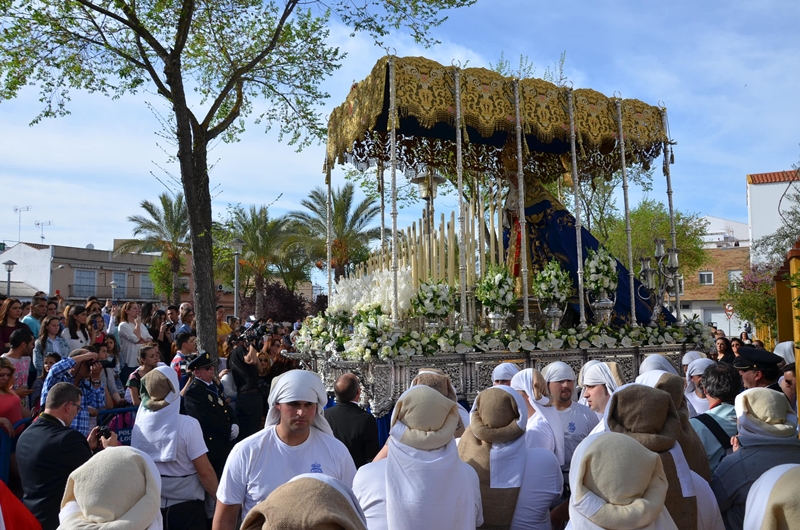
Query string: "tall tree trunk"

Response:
xmin=170 ymin=257 xmax=181 ymax=307
xmin=169 ymin=61 xmax=218 ymax=360
xmin=254 ymin=275 xmax=265 ymax=320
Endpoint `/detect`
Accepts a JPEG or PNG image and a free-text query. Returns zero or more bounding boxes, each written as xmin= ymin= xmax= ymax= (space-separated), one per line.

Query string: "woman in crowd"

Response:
xmin=30 ymin=352 xmax=60 ymax=416
xmin=713 ymin=336 xmax=735 ymax=364
xmin=88 ymin=312 xmax=106 ymax=346
xmin=0 ymin=298 xmax=31 ymax=351
xmin=33 ymin=316 xmax=70 ymax=376
xmin=740 ymin=331 xmax=752 ymax=344
xmin=0 ymin=357 xmax=27 ymax=436
xmin=176 ymin=306 xmax=195 ymax=335
xmin=147 ymin=309 xmax=174 ymax=364
xmin=60 ymin=305 xmax=91 ymax=351
xmin=126 ymin=344 xmax=161 ymax=406
xmin=104 ymin=334 xmax=124 ymax=392
xmin=117 ymin=302 xmax=152 ymax=384
xmin=216 ymin=306 xmax=232 ymax=358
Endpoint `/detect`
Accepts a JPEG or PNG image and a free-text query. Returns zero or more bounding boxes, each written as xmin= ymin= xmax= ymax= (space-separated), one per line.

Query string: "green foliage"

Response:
xmin=149 ymin=255 xmax=185 ymax=299
xmin=719 ymin=263 xmax=777 ymax=335
xmin=604 ymin=198 xmax=708 ymax=278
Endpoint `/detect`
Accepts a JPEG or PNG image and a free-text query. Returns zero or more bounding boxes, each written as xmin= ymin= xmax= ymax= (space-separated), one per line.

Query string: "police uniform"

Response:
xmin=733 ymin=346 xmax=784 ymax=392
xmin=182 ymin=352 xmax=238 ymax=479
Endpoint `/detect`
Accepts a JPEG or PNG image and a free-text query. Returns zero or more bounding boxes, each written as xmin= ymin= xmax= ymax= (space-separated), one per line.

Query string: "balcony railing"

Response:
xmin=68 ymin=285 xmax=158 ymax=301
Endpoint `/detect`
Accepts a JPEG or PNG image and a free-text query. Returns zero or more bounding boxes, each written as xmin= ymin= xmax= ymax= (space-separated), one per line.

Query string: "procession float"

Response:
xmin=293 ymin=55 xmax=714 ymax=422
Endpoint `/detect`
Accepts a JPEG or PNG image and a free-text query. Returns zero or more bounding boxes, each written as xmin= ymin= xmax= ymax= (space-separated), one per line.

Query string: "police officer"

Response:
xmin=732 ymin=346 xmax=784 ymax=392
xmin=182 ymin=352 xmax=239 ymax=479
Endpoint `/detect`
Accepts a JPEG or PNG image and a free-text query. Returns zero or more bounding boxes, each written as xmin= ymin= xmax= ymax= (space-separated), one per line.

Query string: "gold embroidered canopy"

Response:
xmin=326 ymin=56 xmax=667 ymax=181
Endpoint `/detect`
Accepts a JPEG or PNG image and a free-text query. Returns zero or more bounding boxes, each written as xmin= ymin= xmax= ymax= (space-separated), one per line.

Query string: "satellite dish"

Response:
xmin=86 ymin=243 xmax=95 ymax=250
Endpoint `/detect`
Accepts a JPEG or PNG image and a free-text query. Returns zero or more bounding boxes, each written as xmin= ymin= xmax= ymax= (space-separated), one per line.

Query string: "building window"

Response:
xmin=727 ymin=270 xmax=743 ymax=283
xmin=74 ymin=270 xmax=96 ymax=298
xmin=699 ymin=272 xmax=714 ymax=286
xmin=112 ymin=272 xmax=127 ymax=298
xmin=140 ymin=274 xmax=154 ymax=299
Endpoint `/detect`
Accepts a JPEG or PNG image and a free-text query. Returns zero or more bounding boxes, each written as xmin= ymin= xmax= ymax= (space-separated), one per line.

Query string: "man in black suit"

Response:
xmin=324 ymin=373 xmax=379 ymax=468
xmin=182 ymin=351 xmax=239 ymax=479
xmin=16 ymin=382 xmax=118 ymax=530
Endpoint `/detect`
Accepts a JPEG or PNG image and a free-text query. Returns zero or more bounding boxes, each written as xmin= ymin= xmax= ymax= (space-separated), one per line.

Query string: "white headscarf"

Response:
xmin=639 ymin=354 xmax=679 ymax=376
xmin=386 ymin=386 xmax=473 ymax=530
xmin=510 ymin=369 xmax=565 ymax=465
xmin=266 ymin=369 xmax=332 ymax=435
xmin=569 ymin=432 xmax=677 ymax=530
xmin=492 ymin=362 xmax=520 ymax=384
xmin=681 ymin=351 xmax=704 ymax=367
xmin=542 ymin=361 xmax=576 ymax=383
xmin=744 ymin=464 xmax=800 ymax=530
xmin=583 ymin=363 xmax=620 ymax=393
xmin=685 ymin=358 xmax=716 ymax=393
xmin=774 ymin=341 xmax=796 ymax=364
xmin=736 ymin=387 xmax=798 ymax=445
xmin=132 ymin=365 xmax=182 ymax=462
xmin=578 ymin=360 xmax=602 ymax=405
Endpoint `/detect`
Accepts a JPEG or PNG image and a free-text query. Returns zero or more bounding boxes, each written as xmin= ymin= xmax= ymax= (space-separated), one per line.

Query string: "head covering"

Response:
xmin=639 ymin=354 xmax=679 ymax=376
xmin=685 ymin=358 xmax=717 ymax=393
xmin=744 ymin=464 xmax=800 ymax=530
xmin=542 ymin=361 xmax=576 ymax=382
xmin=458 ymin=386 xmax=527 ymax=528
xmin=583 ymin=363 xmax=620 ymax=393
xmin=411 ymin=368 xmax=468 ymax=436
xmin=492 ymin=362 xmax=520 ymax=383
xmin=735 ymin=387 xmax=798 ymax=445
xmin=569 ymin=432 xmax=677 ymax=530
xmin=605 ymin=384 xmax=697 ymax=529
xmin=131 ymin=365 xmax=182 ymax=461
xmin=241 ymin=474 xmax=367 ymax=530
xmin=773 ymin=341 xmax=796 ymax=365
xmin=510 ymin=369 xmax=565 ymax=465
xmin=681 ymin=351 xmax=704 ymax=367
xmin=578 ymin=360 xmax=602 ymax=405
xmin=266 ymin=369 xmax=332 ymax=435
xmin=634 ymin=371 xmax=711 ymax=482
xmin=733 ymin=346 xmax=783 ymax=371
xmin=59 ymin=447 xmax=162 ymax=530
xmin=386 ymin=385 xmax=473 ymax=530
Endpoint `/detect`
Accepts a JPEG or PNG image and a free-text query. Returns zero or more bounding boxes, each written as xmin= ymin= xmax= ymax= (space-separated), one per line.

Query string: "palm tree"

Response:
xmin=231 ymin=205 xmax=288 ymax=318
xmin=116 ymin=193 xmax=190 ymax=305
xmin=289 ymin=183 xmax=381 ymax=280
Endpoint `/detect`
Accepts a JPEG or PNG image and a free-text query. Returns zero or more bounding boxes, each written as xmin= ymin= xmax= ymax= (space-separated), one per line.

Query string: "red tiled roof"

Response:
xmin=747 ymin=170 xmax=799 ymax=185
xmin=21 ymin=242 xmax=49 ymax=250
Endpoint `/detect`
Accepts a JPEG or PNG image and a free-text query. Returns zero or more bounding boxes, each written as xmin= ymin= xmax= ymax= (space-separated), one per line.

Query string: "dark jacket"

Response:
xmin=324 ymin=401 xmax=379 ymax=468
xmin=182 ymin=378 xmax=237 ymax=476
xmin=16 ymin=413 xmax=93 ymax=530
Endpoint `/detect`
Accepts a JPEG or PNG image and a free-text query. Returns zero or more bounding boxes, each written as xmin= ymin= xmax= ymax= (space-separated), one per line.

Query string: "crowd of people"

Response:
xmin=0 ymin=291 xmax=798 ymax=530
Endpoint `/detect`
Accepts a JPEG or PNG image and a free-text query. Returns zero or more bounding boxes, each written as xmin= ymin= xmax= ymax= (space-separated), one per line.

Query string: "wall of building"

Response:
xmin=748 ymin=181 xmax=797 ymax=261
xmin=0 ymin=243 xmax=52 ymax=292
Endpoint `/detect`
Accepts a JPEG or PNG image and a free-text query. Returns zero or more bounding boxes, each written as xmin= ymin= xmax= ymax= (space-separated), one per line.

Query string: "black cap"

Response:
xmin=187 ymin=351 xmax=214 ymax=371
xmin=732 ymin=346 xmax=783 ymax=371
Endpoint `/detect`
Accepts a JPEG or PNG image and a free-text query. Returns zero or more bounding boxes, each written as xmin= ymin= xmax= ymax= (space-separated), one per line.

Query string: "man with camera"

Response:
xmin=39 ymin=349 xmax=111 ymax=436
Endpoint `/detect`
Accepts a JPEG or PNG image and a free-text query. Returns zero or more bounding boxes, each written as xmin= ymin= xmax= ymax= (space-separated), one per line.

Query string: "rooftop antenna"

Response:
xmin=13 ymin=206 xmax=32 ymax=243
xmin=34 ymin=220 xmax=54 ymax=243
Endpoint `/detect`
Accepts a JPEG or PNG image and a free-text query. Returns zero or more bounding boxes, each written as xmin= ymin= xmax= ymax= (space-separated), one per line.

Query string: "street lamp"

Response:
xmin=410 ymin=171 xmax=447 ymax=268
xmin=230 ymin=238 xmax=245 ymax=318
xmin=638 ymin=239 xmax=680 ymax=327
xmin=3 ymin=260 xmax=16 ymax=298
xmin=110 ymin=280 xmax=118 ymax=301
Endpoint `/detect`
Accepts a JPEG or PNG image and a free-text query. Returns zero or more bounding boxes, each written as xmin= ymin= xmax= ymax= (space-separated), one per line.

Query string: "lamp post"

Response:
xmin=230 ymin=238 xmax=245 ymax=319
xmin=49 ymin=264 xmax=64 ymax=297
xmin=638 ymin=239 xmax=680 ymax=327
xmin=3 ymin=260 xmax=16 ymax=298
xmin=410 ymin=171 xmax=447 ymax=269
xmin=109 ymin=280 xmax=117 ymax=302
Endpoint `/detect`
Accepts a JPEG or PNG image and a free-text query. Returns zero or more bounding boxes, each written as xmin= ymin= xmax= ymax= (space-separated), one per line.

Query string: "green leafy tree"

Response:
xmin=289 ymin=183 xmax=381 ymax=281
xmin=1 ymin=0 xmax=476 ymax=358
xmin=116 ymin=192 xmax=190 ymax=306
xmin=149 ymin=255 xmax=186 ymax=300
xmin=719 ymin=263 xmax=777 ymax=341
xmin=604 ymin=198 xmax=708 ymax=278
xmin=274 ymin=221 xmax=314 ymax=292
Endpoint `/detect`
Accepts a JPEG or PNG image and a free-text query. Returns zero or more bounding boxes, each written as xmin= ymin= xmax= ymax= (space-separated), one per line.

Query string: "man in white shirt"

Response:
xmin=213 ymin=369 xmax=355 ymax=530
xmin=581 ymin=362 xmax=619 ymax=422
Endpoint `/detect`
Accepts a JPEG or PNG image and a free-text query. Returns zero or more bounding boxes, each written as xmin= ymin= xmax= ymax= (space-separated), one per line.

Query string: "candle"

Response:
xmin=497 ymin=182 xmax=504 ymax=266
xmin=448 ymin=211 xmax=456 ymax=288
xmin=478 ymin=183 xmax=485 ymax=277
xmin=439 ymin=213 xmax=446 ymax=285
xmin=489 ymin=182 xmax=496 ymax=266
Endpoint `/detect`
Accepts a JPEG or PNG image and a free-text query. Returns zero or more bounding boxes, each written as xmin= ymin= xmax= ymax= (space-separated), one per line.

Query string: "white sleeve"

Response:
xmin=184 ymin=417 xmax=209 ymax=461
xmin=217 ymin=441 xmax=247 ymax=506
xmin=693 ymin=471 xmax=725 ymax=530
xmin=139 ymin=325 xmax=152 ymax=342
xmin=117 ymin=322 xmax=138 ymax=343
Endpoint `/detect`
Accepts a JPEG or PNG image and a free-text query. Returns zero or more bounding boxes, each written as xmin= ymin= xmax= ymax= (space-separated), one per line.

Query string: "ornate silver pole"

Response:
xmin=454 ymin=65 xmax=471 ymax=339
xmin=326 ymin=163 xmax=333 ymax=307
xmin=567 ymin=89 xmax=587 ymax=329
xmin=660 ymin=107 xmax=683 ymax=326
xmin=615 ymin=98 xmax=637 ymax=327
xmin=513 ymin=80 xmax=531 ymax=328
xmin=379 ymin=163 xmax=386 ymax=267
xmin=389 ymin=57 xmax=399 ymax=325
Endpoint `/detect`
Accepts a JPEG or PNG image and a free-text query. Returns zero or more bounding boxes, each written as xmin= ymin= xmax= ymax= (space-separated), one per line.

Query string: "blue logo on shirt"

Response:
xmin=568 ymin=421 xmax=576 ymax=434
xmin=310 ymin=462 xmax=323 ymax=473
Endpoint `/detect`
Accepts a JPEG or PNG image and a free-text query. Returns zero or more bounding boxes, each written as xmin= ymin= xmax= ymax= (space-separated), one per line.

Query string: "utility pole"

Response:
xmin=35 ymin=220 xmax=54 ymax=243
xmin=13 ymin=206 xmax=32 ymax=243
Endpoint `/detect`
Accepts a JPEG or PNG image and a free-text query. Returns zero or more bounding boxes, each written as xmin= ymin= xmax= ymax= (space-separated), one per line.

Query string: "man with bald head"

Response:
xmin=325 ymin=372 xmax=380 ymax=468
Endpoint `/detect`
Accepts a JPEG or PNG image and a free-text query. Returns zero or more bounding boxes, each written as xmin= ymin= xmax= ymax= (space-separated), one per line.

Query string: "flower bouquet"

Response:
xmin=584 ymin=247 xmax=618 ymax=325
xmin=411 ymin=279 xmax=455 ymax=322
xmin=532 ymin=260 xmax=574 ymax=331
xmin=475 ymin=264 xmax=516 ymax=313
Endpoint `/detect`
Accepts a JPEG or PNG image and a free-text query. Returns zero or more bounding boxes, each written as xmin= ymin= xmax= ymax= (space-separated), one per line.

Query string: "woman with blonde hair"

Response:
xmin=117 ymin=301 xmax=152 ymax=384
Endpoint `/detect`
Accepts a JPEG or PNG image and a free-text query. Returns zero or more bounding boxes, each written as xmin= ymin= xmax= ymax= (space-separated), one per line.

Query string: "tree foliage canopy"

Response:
xmin=719 ymin=263 xmax=777 ymax=336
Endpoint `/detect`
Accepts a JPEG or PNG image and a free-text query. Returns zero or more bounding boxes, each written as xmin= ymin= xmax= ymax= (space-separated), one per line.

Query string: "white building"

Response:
xmin=701 ymin=215 xmax=750 ymax=249
xmin=746 ymin=170 xmax=800 ymax=263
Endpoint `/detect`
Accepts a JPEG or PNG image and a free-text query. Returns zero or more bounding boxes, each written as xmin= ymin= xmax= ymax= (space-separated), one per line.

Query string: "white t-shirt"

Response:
xmin=525 ymin=413 xmax=556 ymax=454
xmin=60 ymin=327 xmax=91 ymax=352
xmin=556 ymin=402 xmax=600 ymax=471
xmin=686 ymin=390 xmax=709 ymax=416
xmin=154 ymin=415 xmax=208 ymax=477
xmin=511 ymin=447 xmax=563 ymax=530
xmin=117 ymin=322 xmax=152 ymax=368
xmin=217 ymin=426 xmax=356 ymax=515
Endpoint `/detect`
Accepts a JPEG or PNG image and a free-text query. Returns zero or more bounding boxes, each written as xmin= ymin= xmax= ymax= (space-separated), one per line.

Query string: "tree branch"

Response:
xmin=207 ymin=81 xmax=244 ymax=141
xmin=172 ymin=0 xmax=195 ymax=58
xmin=73 ymin=0 xmax=170 ymax=60
xmin=135 ymin=34 xmax=172 ymax=99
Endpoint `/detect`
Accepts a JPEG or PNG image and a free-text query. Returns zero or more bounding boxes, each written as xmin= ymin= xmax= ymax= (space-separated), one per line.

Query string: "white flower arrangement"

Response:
xmin=411 ymin=279 xmax=455 ymax=320
xmin=531 ymin=260 xmax=574 ymax=305
xmin=475 ymin=264 xmax=517 ymax=313
xmin=583 ymin=247 xmax=619 ymax=295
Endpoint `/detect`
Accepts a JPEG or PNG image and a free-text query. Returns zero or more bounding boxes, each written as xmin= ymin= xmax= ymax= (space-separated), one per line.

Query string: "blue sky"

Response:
xmin=1 ymin=1 xmax=798 ymax=259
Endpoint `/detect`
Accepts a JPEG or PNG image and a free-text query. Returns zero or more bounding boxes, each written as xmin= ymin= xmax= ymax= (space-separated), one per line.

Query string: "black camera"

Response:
xmin=97 ymin=426 xmax=112 ymax=439
xmin=166 ymin=319 xmax=176 ymax=333
xmin=94 ymin=359 xmax=116 ymax=370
